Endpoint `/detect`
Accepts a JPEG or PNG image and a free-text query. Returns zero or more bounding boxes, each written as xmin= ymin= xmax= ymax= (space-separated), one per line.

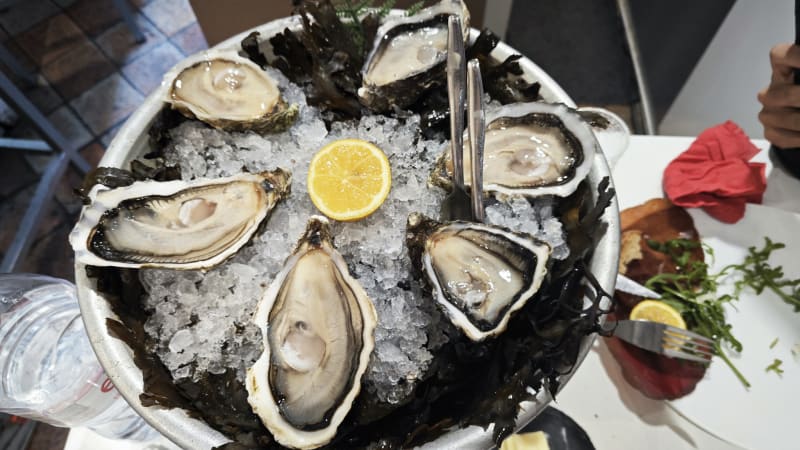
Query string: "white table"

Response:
xmin=556 ymin=135 xmax=799 ymax=450
xmin=66 ymin=135 xmax=797 ymax=450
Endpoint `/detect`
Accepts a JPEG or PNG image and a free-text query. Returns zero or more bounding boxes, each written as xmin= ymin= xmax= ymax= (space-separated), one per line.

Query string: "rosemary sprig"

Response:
xmin=406 ymin=0 xmax=425 ymax=15
xmin=334 ymin=0 xmax=399 ymax=55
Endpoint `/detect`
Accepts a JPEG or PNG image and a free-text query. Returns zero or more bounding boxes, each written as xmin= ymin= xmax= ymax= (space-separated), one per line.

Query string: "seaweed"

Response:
xmin=467 ymin=29 xmax=542 ymax=105
xmin=555 ymin=177 xmax=615 ymax=279
xmin=242 ymin=5 xmax=541 ymax=136
xmin=407 ymin=29 xmax=543 ymax=138
xmin=75 ymin=167 xmax=136 ymax=203
xmin=240 ymin=32 xmax=268 ymax=70
xmin=75 ymin=160 xmax=180 ymax=205
xmin=87 ymin=267 xmax=194 ymax=411
xmin=148 ymin=106 xmax=190 ymax=151
xmin=265 ymin=0 xmax=369 ymax=120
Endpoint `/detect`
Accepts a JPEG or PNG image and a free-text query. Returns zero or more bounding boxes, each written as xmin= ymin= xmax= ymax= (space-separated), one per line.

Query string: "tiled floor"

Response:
xmin=0 ymin=0 xmax=207 ymax=286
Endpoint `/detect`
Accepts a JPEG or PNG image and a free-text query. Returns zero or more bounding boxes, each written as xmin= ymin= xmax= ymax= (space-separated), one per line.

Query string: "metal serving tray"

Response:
xmin=74 ymin=13 xmax=619 ymax=450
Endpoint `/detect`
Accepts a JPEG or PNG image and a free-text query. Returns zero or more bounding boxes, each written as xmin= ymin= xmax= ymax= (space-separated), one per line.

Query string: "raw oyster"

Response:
xmin=432 ymin=102 xmax=597 ymax=198
xmin=358 ymin=0 xmax=469 ymax=112
xmin=246 ymin=216 xmax=377 ymax=450
xmin=165 ymin=49 xmax=298 ymax=133
xmin=69 ymin=169 xmax=291 ymax=270
xmin=406 ymin=213 xmax=551 ymax=341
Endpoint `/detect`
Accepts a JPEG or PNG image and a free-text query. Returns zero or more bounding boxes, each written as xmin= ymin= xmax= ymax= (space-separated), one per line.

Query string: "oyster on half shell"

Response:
xmin=432 ymin=102 xmax=597 ymax=199
xmin=247 ymin=216 xmax=377 ymax=450
xmin=166 ymin=50 xmax=298 ymax=133
xmin=358 ymin=0 xmax=469 ymax=112
xmin=407 ymin=213 xmax=551 ymax=341
xmin=69 ymin=169 xmax=291 ymax=270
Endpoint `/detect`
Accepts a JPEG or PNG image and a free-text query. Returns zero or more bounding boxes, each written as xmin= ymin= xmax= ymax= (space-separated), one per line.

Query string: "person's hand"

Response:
xmin=758 ymin=43 xmax=800 ymax=148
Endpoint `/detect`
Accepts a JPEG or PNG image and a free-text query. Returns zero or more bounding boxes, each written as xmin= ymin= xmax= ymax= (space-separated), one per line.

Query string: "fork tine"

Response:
xmin=662 ymin=335 xmax=715 ymax=359
xmin=662 ymin=332 xmax=715 ymax=353
xmin=663 ymin=326 xmax=715 ymax=345
xmin=662 ymin=347 xmax=713 ymax=364
xmin=610 ymin=320 xmax=719 ymax=363
xmin=662 ymin=337 xmax=716 ymax=358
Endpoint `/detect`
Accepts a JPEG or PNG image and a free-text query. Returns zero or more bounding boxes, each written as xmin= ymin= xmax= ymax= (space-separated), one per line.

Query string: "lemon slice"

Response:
xmin=307 ymin=138 xmax=392 ymax=221
xmin=500 ymin=431 xmax=550 ymax=450
xmin=630 ymin=299 xmax=687 ymax=329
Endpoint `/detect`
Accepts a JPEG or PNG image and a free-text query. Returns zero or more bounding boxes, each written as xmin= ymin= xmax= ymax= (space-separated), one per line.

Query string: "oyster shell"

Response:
xmin=69 ymin=169 xmax=291 ymax=270
xmin=247 ymin=216 xmax=377 ymax=450
xmin=432 ymin=102 xmax=597 ymax=198
xmin=165 ymin=50 xmax=298 ymax=133
xmin=358 ymin=0 xmax=469 ymax=112
xmin=406 ymin=213 xmax=550 ymax=341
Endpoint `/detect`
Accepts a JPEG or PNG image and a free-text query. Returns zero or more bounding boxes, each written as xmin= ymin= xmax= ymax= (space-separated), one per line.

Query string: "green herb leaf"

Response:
xmin=765 ymin=359 xmax=784 ymax=376
xmin=770 ymin=338 xmax=779 ymax=349
xmin=725 ymin=237 xmax=800 ymax=312
xmin=645 ymin=236 xmax=800 ymax=388
xmin=645 ymin=238 xmax=747 ymax=385
xmin=406 ymin=0 xmax=425 ymax=16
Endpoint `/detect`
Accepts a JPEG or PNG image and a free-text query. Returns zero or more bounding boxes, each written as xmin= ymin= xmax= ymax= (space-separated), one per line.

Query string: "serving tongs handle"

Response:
xmin=467 ymin=59 xmax=485 ymax=223
xmin=447 ymin=15 xmax=466 ymax=190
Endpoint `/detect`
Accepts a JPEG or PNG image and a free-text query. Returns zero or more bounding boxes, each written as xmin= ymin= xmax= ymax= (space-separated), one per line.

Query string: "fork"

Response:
xmin=607 ymin=320 xmax=716 ymax=364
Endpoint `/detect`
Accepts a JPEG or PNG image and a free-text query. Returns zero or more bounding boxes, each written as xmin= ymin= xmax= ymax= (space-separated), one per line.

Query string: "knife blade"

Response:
xmin=615 ymin=273 xmax=662 ymax=299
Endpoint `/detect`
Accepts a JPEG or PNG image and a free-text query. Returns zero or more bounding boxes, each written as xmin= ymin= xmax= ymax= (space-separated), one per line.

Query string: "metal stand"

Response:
xmin=616 ymin=0 xmax=656 ymax=135
xmin=0 ymin=70 xmax=91 ymax=273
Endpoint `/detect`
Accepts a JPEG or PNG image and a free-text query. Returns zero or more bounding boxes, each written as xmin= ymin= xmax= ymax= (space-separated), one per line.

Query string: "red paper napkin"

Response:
xmin=663 ymin=121 xmax=767 ymax=223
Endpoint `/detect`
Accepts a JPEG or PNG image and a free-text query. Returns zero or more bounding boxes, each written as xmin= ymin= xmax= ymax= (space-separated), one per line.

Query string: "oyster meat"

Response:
xmin=247 ymin=216 xmax=377 ymax=450
xmin=166 ymin=50 xmax=298 ymax=133
xmin=358 ymin=0 xmax=469 ymax=112
xmin=433 ymin=102 xmax=597 ymax=198
xmin=407 ymin=213 xmax=551 ymax=341
xmin=69 ymin=169 xmax=291 ymax=270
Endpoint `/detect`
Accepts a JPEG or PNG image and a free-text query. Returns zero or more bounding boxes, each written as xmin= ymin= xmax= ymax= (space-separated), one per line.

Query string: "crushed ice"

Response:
xmin=141 ymin=68 xmax=569 ymax=404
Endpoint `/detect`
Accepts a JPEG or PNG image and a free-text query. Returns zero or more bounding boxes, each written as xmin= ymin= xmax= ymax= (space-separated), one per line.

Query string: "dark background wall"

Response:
xmin=506 ymin=0 xmax=735 ymax=125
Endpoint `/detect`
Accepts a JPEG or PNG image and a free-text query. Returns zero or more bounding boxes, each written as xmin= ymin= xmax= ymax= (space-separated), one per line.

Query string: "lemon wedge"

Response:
xmin=630 ymin=299 xmax=687 ymax=329
xmin=307 ymin=138 xmax=392 ymax=221
xmin=500 ymin=431 xmax=550 ymax=450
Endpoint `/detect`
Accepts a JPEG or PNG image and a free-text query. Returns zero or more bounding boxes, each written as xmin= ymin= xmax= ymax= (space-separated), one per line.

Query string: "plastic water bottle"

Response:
xmin=0 ymin=273 xmax=158 ymax=441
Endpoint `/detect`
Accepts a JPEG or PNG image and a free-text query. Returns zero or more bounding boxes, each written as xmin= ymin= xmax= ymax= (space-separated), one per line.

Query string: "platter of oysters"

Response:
xmin=70 ymin=1 xmax=620 ymax=449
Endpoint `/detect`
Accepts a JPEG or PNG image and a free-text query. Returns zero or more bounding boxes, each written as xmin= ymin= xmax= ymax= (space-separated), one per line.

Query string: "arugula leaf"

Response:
xmin=645 ymin=239 xmax=749 ymax=386
xmin=723 ymin=237 xmax=800 ymax=312
xmin=644 ymin=236 xmax=800 ymax=388
xmin=765 ymin=359 xmax=784 ymax=376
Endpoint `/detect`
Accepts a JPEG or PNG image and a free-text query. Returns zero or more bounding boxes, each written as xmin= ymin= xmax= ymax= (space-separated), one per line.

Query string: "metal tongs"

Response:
xmin=440 ymin=15 xmax=471 ymax=221
xmin=441 ymin=15 xmax=485 ymax=222
xmin=466 ymin=59 xmax=485 ymax=222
